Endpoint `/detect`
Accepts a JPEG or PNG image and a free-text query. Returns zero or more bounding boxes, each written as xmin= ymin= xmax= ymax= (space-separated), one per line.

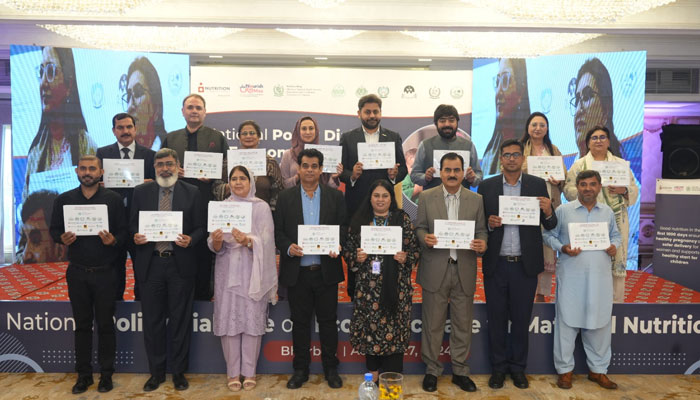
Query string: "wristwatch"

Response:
xmin=246 ymin=238 xmax=253 ymax=249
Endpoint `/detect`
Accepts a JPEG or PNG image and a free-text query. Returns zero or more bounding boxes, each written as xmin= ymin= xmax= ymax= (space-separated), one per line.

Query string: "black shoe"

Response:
xmin=143 ymin=375 xmax=165 ymax=392
xmin=325 ymin=369 xmax=343 ymax=389
xmin=71 ymin=375 xmax=93 ymax=394
xmin=97 ymin=376 xmax=113 ymax=393
xmin=422 ymin=374 xmax=438 ymax=392
xmin=172 ymin=373 xmax=189 ymax=391
xmin=488 ymin=371 xmax=506 ymax=389
xmin=511 ymin=371 xmax=529 ymax=389
xmin=452 ymin=374 xmax=477 ymax=392
xmin=286 ymin=370 xmax=309 ymax=389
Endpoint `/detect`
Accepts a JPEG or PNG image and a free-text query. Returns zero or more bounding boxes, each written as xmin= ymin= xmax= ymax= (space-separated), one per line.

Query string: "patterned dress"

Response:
xmin=343 ymin=210 xmax=420 ymax=355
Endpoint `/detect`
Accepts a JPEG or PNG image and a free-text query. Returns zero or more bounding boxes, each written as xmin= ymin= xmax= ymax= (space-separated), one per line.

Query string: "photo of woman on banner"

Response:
xmin=481 ymin=58 xmax=530 ymax=175
xmin=122 ymin=56 xmax=167 ymax=150
xmin=23 ymin=46 xmax=97 ymax=200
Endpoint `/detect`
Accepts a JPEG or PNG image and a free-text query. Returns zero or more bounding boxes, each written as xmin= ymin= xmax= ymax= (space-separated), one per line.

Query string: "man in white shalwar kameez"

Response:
xmin=543 ymin=170 xmax=622 ymax=390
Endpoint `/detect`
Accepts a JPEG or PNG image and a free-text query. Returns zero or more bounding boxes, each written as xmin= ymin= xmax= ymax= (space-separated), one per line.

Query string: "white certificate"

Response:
xmin=433 ymin=150 xmax=470 ymax=172
xmin=568 ymin=222 xmax=610 ymax=251
xmin=305 ymin=144 xmax=342 ymax=173
xmin=361 ymin=226 xmax=402 ymax=255
xmin=207 ymin=201 xmax=252 ymax=233
xmin=183 ymin=151 xmax=223 ymax=179
xmin=103 ymin=158 xmax=145 ymax=188
xmin=298 ymin=225 xmax=339 ymax=255
xmin=433 ymin=219 xmax=475 ymax=249
xmin=63 ymin=205 xmax=109 ymax=236
xmin=357 ymin=142 xmax=396 ymax=169
xmin=526 ymin=156 xmax=565 ymax=181
xmin=591 ymin=161 xmax=630 ymax=187
xmin=227 ymin=148 xmax=267 ymax=176
xmin=28 ymin=167 xmax=79 ymax=195
xmin=499 ymin=195 xmax=540 ymax=226
xmin=139 ymin=211 xmax=183 ymax=242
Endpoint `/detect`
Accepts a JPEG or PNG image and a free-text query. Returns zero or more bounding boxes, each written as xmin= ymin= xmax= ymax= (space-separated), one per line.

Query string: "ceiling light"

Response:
xmin=0 ymin=0 xmax=162 ymax=15
xmin=277 ymin=29 xmax=362 ymax=46
xmin=314 ymin=57 xmax=328 ymax=60
xmin=39 ymin=24 xmax=242 ymax=52
xmin=208 ymin=55 xmax=224 ymax=58
xmin=298 ymin=0 xmax=345 ymax=8
xmin=418 ymin=58 xmax=432 ymax=62
xmin=462 ymin=0 xmax=676 ymax=24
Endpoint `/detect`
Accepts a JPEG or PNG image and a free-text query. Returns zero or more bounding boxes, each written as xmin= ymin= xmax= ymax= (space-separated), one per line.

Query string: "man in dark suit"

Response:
xmin=96 ymin=112 xmax=155 ymax=300
xmin=130 ymin=148 xmax=205 ymax=392
xmin=162 ymin=94 xmax=228 ymax=300
xmin=274 ymin=148 xmax=347 ymax=390
xmin=477 ymin=139 xmax=557 ymax=390
xmin=338 ymin=94 xmax=407 ymax=299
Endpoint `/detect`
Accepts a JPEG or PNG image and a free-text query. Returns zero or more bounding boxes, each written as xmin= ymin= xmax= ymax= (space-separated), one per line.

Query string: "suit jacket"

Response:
xmin=415 ymin=185 xmax=488 ymax=295
xmin=477 ymin=173 xmax=558 ymax=278
xmin=129 ymin=180 xmax=205 ymax=282
xmin=338 ymin=127 xmax=407 ymax=216
xmin=274 ymin=184 xmax=347 ymax=287
xmin=96 ymin=142 xmax=156 ymax=210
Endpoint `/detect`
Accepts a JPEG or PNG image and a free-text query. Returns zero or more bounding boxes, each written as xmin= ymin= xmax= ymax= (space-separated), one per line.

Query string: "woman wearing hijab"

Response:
xmin=280 ymin=115 xmax=342 ymax=188
xmin=343 ymin=179 xmax=420 ymax=380
xmin=208 ymin=165 xmax=277 ymax=392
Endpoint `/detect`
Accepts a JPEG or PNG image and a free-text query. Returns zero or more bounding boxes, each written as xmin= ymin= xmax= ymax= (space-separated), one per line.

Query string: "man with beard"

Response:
xmin=49 ymin=155 xmax=127 ymax=394
xmin=544 ymin=170 xmax=621 ymax=391
xmin=130 ymin=148 xmax=205 ymax=392
xmin=411 ymin=104 xmax=482 ymax=191
xmin=339 ymin=94 xmax=407 ymax=299
xmin=96 ymin=113 xmax=155 ymax=300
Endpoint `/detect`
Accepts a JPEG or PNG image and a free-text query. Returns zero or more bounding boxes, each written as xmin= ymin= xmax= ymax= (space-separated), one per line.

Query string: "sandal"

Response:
xmin=243 ymin=376 xmax=257 ymax=391
xmin=227 ymin=376 xmax=242 ymax=392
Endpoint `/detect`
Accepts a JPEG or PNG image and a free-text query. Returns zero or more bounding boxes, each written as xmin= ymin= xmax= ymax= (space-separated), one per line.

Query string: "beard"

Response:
xmin=156 ymin=174 xmax=178 ymax=188
xmin=79 ymin=175 xmax=100 ymax=187
xmin=361 ymin=118 xmax=379 ymax=131
xmin=438 ymin=126 xmax=456 ymax=139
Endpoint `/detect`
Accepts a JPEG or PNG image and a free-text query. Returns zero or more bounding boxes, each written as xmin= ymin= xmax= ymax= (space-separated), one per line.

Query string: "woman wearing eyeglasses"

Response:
xmin=563 ymin=126 xmax=638 ymax=303
xmin=481 ymin=58 xmax=531 ymax=176
xmin=24 ymin=46 xmax=97 ymax=200
xmin=235 ymin=120 xmax=284 ymax=211
xmin=124 ymin=56 xmax=166 ymax=150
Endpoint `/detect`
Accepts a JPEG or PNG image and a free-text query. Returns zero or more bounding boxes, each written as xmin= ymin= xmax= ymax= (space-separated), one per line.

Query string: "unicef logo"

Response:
xmin=378 ymin=86 xmax=390 ymax=98
xmin=450 ymin=86 xmax=464 ymax=99
xmin=429 ymin=86 xmax=441 ymax=99
xmin=356 ymin=86 xmax=368 ymax=97
xmin=273 ymin=84 xmax=284 ymax=97
xmin=332 ymin=85 xmax=345 ymax=97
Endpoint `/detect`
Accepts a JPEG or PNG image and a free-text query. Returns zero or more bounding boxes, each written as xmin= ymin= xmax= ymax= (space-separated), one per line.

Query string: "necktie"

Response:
xmin=121 ymin=148 xmax=130 ymax=159
xmin=447 ymin=194 xmax=458 ymax=261
xmin=155 ymin=189 xmax=171 ymax=253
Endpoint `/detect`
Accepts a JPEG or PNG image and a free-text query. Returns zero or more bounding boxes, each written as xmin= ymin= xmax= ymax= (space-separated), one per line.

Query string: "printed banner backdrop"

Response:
xmin=652 ymin=179 xmax=700 ymax=292
xmin=472 ymin=51 xmax=646 ymax=269
xmin=10 ymin=45 xmax=190 ymax=263
xmin=1 ymin=302 xmax=699 ymax=375
xmin=191 ymin=66 xmax=472 ymax=219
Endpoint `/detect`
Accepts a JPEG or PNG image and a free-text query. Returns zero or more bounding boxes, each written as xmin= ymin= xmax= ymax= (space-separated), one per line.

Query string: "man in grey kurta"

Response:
xmin=543 ymin=170 xmax=622 ymax=391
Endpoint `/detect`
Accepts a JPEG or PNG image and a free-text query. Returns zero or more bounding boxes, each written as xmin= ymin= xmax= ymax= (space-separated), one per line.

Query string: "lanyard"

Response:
xmin=372 ymin=215 xmax=389 ymax=226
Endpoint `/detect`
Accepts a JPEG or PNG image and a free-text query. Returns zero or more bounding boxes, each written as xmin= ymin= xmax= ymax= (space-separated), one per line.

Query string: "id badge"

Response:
xmin=371 ymin=260 xmax=381 ymax=275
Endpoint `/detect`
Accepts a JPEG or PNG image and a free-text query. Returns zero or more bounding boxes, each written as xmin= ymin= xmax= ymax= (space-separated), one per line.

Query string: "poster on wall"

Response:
xmin=10 ymin=45 xmax=190 ymax=264
xmin=472 ymin=51 xmax=646 ymax=269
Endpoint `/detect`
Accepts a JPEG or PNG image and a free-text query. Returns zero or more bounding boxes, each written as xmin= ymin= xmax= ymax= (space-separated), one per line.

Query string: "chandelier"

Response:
xmin=297 ymin=0 xmax=345 ymax=8
xmin=0 ymin=0 xmax=162 ymax=14
xmin=276 ymin=28 xmax=363 ymax=46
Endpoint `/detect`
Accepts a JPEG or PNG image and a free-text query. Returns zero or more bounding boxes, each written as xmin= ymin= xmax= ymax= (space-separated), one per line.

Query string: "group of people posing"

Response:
xmin=47 ymin=93 xmax=636 ymax=395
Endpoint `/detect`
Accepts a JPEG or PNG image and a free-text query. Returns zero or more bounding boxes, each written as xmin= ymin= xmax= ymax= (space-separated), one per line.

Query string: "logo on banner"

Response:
xmin=450 ymin=86 xmax=464 ymax=99
xmin=429 ymin=86 xmax=441 ymax=99
xmin=168 ymin=70 xmax=183 ymax=96
xmin=378 ymin=86 xmax=390 ymax=98
xmin=356 ymin=86 xmax=368 ymax=97
xmin=198 ymin=82 xmax=204 ymax=93
xmin=240 ymin=83 xmax=264 ymax=96
xmin=402 ymin=85 xmax=416 ymax=99
xmin=198 ymin=82 xmax=232 ymax=95
xmin=332 ymin=85 xmax=345 ymax=97
xmin=273 ymin=84 xmax=284 ymax=97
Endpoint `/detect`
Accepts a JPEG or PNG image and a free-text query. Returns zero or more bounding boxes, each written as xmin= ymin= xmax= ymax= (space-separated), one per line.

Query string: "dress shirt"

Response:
xmin=118 ymin=142 xmax=136 ymax=159
xmin=442 ymin=185 xmax=461 ymax=261
xmin=500 ymin=174 xmax=522 ymax=256
xmin=299 ymin=185 xmax=321 ymax=266
xmin=350 ymin=125 xmax=382 ymax=187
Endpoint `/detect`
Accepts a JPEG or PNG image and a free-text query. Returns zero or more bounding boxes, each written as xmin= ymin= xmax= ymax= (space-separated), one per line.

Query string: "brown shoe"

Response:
xmin=588 ymin=372 xmax=618 ymax=389
xmin=556 ymin=371 xmax=573 ymax=389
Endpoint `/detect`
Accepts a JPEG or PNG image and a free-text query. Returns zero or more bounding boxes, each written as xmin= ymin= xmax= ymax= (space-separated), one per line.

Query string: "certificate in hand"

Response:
xmin=207 ymin=201 xmax=252 ymax=233
xmin=591 ymin=160 xmax=630 ymax=187
xmin=227 ymin=148 xmax=267 ymax=176
xmin=568 ymin=222 xmax=610 ymax=251
xmin=63 ymin=204 xmax=109 ymax=236
xmin=305 ymin=144 xmax=342 ymax=173
xmin=183 ymin=151 xmax=223 ymax=179
xmin=526 ymin=156 xmax=565 ymax=181
xmin=103 ymin=158 xmax=145 ymax=188
xmin=357 ymin=142 xmax=396 ymax=169
xmin=499 ymin=195 xmax=540 ymax=226
xmin=433 ymin=219 xmax=475 ymax=249
xmin=139 ymin=211 xmax=183 ymax=242
xmin=361 ymin=226 xmax=402 ymax=255
xmin=433 ymin=150 xmax=470 ymax=172
xmin=298 ymin=225 xmax=339 ymax=255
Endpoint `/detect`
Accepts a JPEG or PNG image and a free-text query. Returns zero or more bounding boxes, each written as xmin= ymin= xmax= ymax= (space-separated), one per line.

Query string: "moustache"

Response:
xmin=447 ymin=177 xmax=458 ymax=181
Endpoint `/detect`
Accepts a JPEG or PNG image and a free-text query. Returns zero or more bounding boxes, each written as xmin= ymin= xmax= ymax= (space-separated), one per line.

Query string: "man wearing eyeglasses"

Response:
xmin=477 ymin=139 xmax=556 ymax=390
xmin=96 ymin=113 xmax=156 ymax=300
xmin=130 ymin=148 xmax=205 ymax=392
xmin=410 ymin=104 xmax=483 ymax=191
xmin=162 ymin=94 xmax=228 ymax=300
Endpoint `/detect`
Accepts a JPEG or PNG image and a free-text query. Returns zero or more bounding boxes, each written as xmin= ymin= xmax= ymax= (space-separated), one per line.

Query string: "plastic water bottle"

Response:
xmin=358 ymin=372 xmax=378 ymax=400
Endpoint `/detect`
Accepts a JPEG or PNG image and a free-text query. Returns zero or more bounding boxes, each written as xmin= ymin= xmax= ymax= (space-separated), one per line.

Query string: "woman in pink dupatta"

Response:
xmin=208 ymin=165 xmax=277 ymax=392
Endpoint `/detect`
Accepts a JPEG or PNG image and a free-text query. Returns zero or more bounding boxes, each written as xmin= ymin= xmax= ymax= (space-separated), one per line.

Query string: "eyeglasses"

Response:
xmin=569 ymin=86 xmax=599 ymax=116
xmin=589 ymin=135 xmax=608 ymax=142
xmin=493 ymin=71 xmax=512 ymax=91
xmin=155 ymin=161 xmax=176 ymax=169
xmin=36 ymin=63 xmax=58 ymax=83
xmin=121 ymin=83 xmax=149 ymax=111
xmin=501 ymin=152 xmax=523 ymax=159
xmin=239 ymin=131 xmax=258 ymax=137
